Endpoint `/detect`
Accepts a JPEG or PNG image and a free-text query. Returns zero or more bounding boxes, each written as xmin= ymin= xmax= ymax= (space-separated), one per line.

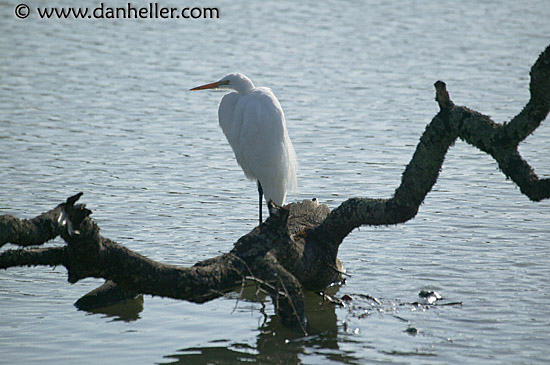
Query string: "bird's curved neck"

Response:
xmin=234 ymin=82 xmax=254 ymax=94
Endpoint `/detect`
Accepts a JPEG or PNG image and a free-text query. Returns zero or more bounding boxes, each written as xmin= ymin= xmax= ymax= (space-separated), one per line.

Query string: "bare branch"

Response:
xmin=1 ymin=45 xmax=549 ymax=331
xmin=315 ymin=45 xmax=550 ymax=252
xmin=0 ymin=192 xmax=85 ymax=248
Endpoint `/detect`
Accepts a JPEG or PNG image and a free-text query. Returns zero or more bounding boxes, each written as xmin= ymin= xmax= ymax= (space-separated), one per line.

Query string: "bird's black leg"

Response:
xmin=257 ymin=181 xmax=263 ymax=225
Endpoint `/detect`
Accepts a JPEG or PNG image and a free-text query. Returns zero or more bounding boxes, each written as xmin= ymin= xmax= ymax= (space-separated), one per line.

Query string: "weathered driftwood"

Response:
xmin=1 ymin=44 xmax=549 ymax=333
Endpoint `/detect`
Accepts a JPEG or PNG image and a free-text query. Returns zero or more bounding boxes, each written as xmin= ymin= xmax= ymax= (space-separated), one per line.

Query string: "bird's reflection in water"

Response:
xmin=162 ymin=286 xmax=360 ymax=364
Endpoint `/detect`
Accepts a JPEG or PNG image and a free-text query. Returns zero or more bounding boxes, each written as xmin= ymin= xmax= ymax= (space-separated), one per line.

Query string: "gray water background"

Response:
xmin=1 ymin=0 xmax=549 ymax=363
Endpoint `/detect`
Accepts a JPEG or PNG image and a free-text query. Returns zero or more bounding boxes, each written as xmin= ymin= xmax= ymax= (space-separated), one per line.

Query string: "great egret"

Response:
xmin=190 ymin=73 xmax=297 ymax=224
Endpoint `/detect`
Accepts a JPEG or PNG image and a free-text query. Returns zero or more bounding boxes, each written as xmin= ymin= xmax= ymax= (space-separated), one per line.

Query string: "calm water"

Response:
xmin=1 ymin=0 xmax=549 ymax=363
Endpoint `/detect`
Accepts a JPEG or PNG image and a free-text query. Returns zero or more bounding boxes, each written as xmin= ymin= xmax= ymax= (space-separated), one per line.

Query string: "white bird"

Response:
xmin=190 ymin=73 xmax=297 ymax=225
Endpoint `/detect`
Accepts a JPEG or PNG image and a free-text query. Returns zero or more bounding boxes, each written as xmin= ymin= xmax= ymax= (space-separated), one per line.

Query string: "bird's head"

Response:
xmin=190 ymin=73 xmax=255 ymax=94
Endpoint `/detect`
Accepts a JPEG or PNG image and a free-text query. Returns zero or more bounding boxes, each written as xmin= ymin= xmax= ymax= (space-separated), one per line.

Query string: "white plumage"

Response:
xmin=191 ymin=73 xmax=297 ymax=223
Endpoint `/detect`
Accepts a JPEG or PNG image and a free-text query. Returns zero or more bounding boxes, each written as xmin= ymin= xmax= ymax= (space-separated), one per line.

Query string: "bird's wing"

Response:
xmin=239 ymin=88 xmax=290 ymax=205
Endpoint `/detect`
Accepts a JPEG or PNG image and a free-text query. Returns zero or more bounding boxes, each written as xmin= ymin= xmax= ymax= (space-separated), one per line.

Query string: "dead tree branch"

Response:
xmin=1 ymin=44 xmax=549 ymax=331
xmin=314 ymin=45 xmax=550 ymax=253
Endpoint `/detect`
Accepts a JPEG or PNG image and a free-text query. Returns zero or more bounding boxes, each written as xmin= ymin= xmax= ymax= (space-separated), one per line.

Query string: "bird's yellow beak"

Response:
xmin=190 ymin=81 xmax=220 ymax=91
